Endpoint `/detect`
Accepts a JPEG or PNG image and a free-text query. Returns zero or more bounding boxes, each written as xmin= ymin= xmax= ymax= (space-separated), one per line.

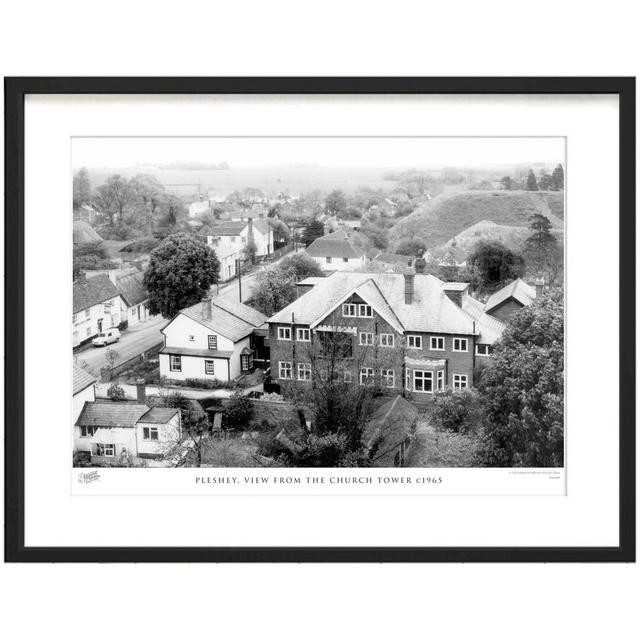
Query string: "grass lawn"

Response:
xmin=193 ymin=433 xmax=265 ymax=467
xmin=405 ymin=422 xmax=481 ymax=467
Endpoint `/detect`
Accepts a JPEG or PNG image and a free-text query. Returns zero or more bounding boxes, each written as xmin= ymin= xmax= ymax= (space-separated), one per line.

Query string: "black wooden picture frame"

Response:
xmin=4 ymin=77 xmax=635 ymax=562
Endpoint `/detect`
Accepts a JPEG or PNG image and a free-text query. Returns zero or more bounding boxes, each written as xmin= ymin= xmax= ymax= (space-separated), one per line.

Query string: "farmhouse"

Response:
xmin=159 ymin=296 xmax=269 ymax=383
xmin=268 ymin=270 xmax=506 ymax=402
xmin=73 ymin=273 xmax=124 ymax=348
xmin=305 ymin=229 xmax=367 ymax=272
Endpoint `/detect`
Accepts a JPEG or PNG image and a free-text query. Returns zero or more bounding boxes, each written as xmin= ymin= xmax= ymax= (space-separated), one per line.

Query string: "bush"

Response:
xmin=223 ymin=392 xmax=254 ymax=430
xmin=183 ymin=377 xmax=233 ymax=390
xmin=431 ymin=388 xmax=480 ymax=434
xmin=107 ymin=383 xmax=126 ymax=401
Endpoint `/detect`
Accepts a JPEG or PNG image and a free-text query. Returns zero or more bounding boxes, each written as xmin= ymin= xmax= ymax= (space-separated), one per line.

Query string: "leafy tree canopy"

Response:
xmin=468 ymin=240 xmax=525 ymax=288
xmin=395 ymin=237 xmax=427 ymax=257
xmin=144 ymin=233 xmax=220 ymax=318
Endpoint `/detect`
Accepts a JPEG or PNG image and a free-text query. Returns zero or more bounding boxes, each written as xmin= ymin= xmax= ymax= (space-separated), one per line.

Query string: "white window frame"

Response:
xmin=342 ymin=303 xmax=357 ymax=317
xmin=297 ymin=362 xmax=312 ymax=381
xmin=358 ymin=304 xmax=372 ymax=317
xmin=453 ymin=337 xmax=469 ymax=352
xmin=95 ymin=443 xmax=115 ymax=457
xmin=453 ymin=374 xmax=469 ymax=389
xmin=413 ymin=370 xmax=433 ymax=393
xmin=437 ymin=369 xmax=445 ymax=391
xmin=278 ymin=361 xmax=292 ymax=379
xmin=296 ymin=328 xmax=311 ymax=342
xmin=360 ymin=367 xmax=374 ymax=385
xmin=475 ymin=344 xmax=491 ymax=357
xmin=359 ymin=331 xmax=374 ymax=346
xmin=381 ymin=368 xmax=395 ymax=388
xmin=430 ymin=336 xmax=445 ymax=351
xmin=208 ymin=334 xmax=218 ymax=350
xmin=277 ymin=326 xmax=292 ymax=341
xmin=80 ymin=425 xmax=97 ymax=438
xmin=407 ymin=335 xmax=423 ymax=349
xmin=204 ymin=359 xmax=215 ymax=375
xmin=380 ymin=333 xmax=395 ymax=347
xmin=170 ymin=355 xmax=182 ymax=372
xmin=343 ymin=370 xmax=353 ymax=383
xmin=143 ymin=426 xmax=159 ymax=441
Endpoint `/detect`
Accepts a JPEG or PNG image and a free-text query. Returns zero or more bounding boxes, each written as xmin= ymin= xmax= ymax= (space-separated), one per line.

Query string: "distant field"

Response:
xmin=86 ymin=165 xmax=396 ymax=199
xmin=390 ymin=190 xmax=564 ymax=250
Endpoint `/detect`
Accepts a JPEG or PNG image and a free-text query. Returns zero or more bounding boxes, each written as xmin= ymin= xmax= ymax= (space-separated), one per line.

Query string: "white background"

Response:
xmin=1 ymin=2 xmax=638 ymax=639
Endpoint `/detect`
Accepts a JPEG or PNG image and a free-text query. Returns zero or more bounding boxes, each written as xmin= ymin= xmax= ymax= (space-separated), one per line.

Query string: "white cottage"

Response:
xmin=159 ymin=297 xmax=269 ymax=383
xmin=73 ymin=366 xmax=97 ymax=424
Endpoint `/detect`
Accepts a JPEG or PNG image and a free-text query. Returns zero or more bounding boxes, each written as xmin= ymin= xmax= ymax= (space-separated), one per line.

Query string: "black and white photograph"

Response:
xmin=71 ymin=136 xmax=565 ymax=472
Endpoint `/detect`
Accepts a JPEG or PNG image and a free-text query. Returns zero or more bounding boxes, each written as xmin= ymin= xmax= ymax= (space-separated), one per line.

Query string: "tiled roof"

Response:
xmin=296 ymin=276 xmax=326 ymax=286
xmin=114 ymin=269 xmax=147 ymax=306
xmin=375 ymin=253 xmax=415 ymax=266
xmin=178 ymin=297 xmax=268 ymax=343
xmin=269 ymin=272 xmax=481 ymax=336
xmin=305 ymin=229 xmax=365 ymax=259
xmin=73 ymin=274 xmax=121 ymax=313
xmin=208 ymin=219 xmax=271 ymax=237
xmin=485 ymin=278 xmax=536 ymax=313
xmin=73 ymin=366 xmax=97 ymax=395
xmin=462 ymin=296 xmax=506 ymax=344
xmin=137 ymin=407 xmax=179 ymax=424
xmin=75 ymin=402 xmax=150 ymax=428
xmin=161 ymin=345 xmax=234 ymax=359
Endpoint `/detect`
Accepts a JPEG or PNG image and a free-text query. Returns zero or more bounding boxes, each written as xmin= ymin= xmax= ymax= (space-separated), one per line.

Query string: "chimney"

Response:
xmin=414 ymin=256 xmax=426 ymax=274
xmin=535 ymin=276 xmax=545 ymax=298
xmin=442 ymin=283 xmax=469 ymax=307
xmin=201 ymin=295 xmax=212 ymax=320
xmin=136 ymin=378 xmax=146 ymax=403
xmin=404 ymin=273 xmax=415 ymax=304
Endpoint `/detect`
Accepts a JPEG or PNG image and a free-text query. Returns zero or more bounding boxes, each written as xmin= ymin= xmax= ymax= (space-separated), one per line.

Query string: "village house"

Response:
xmin=188 ymin=198 xmax=211 ymax=218
xmin=74 ymin=382 xmax=181 ymax=464
xmin=267 ymin=270 xmax=505 ymax=402
xmin=304 ymin=229 xmax=367 ymax=272
xmin=204 ymin=217 xmax=274 ymax=264
xmin=484 ymin=277 xmax=540 ymax=323
xmin=73 ymin=366 xmax=97 ymax=424
xmin=374 ymin=252 xmax=416 ymax=271
xmin=159 ymin=296 xmax=269 ymax=383
xmin=73 ymin=273 xmax=124 ymax=348
xmin=86 ymin=267 xmax=153 ymax=327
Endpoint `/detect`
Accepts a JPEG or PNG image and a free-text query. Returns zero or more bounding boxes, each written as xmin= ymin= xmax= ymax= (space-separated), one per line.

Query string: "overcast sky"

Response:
xmin=72 ymin=136 xmax=564 ymax=170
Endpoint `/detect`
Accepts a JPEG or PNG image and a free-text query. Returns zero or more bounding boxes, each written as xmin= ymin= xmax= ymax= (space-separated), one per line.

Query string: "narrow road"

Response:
xmin=74 ymin=315 xmax=167 ymax=377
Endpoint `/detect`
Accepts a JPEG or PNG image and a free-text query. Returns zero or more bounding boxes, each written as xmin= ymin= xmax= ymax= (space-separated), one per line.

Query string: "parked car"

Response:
xmin=92 ymin=328 xmax=121 ymax=347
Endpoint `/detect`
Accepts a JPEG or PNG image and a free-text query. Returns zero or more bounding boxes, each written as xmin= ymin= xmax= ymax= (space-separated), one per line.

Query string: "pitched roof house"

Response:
xmin=160 ymin=296 xmax=269 ymax=383
xmin=204 ymin=217 xmax=274 ymax=263
xmin=73 ymin=274 xmax=124 ymax=347
xmin=304 ymin=229 xmax=367 ymax=271
xmin=268 ymin=271 xmax=506 ymax=400
xmin=73 ymin=366 xmax=97 ymax=424
xmin=484 ymin=278 xmax=539 ymax=322
xmin=74 ymin=397 xmax=181 ymax=464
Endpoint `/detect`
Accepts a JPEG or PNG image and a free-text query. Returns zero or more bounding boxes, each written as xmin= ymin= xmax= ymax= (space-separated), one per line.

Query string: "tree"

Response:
xmin=223 ymin=393 xmax=254 ymax=430
xmin=523 ymin=214 xmax=557 ymax=276
xmin=324 ymin=190 xmax=347 ymax=216
xmin=104 ymin=348 xmax=120 ymax=374
xmin=94 ymin=175 xmax=134 ymax=224
xmin=161 ymin=391 xmax=210 ymax=467
xmin=526 ymin=169 xmax=538 ymax=191
xmin=268 ymin=218 xmax=290 ymax=247
xmin=550 ymin=163 xmax=564 ymax=191
xmin=538 ymin=173 xmax=552 ymax=191
xmin=144 ymin=233 xmax=220 ymax=318
xmin=249 ymin=265 xmax=297 ymax=316
xmin=360 ymin=222 xmax=388 ymax=250
xmin=477 ymin=291 xmax=564 ymax=467
xmin=278 ymin=253 xmax=323 ymax=279
xmin=500 ymin=176 xmax=513 ymax=191
xmin=73 ymin=168 xmax=92 ymax=211
xmin=73 ymin=242 xmax=116 ymax=279
xmin=243 ymin=236 xmax=258 ymax=264
xmin=467 ymin=241 xmax=525 ymax=289
xmin=301 ymin=219 xmax=324 ymax=247
xmin=395 ymin=237 xmax=427 ymax=257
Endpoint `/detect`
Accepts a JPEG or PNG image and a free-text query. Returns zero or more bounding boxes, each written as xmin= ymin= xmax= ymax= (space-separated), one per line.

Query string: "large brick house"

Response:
xmin=267 ymin=271 xmax=506 ymax=402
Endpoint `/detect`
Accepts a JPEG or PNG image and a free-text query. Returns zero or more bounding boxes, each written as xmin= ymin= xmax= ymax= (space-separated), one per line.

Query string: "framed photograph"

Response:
xmin=4 ymin=77 xmax=635 ymax=562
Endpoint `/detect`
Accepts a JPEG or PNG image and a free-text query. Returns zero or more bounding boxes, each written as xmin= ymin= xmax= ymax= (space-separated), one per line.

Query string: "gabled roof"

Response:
xmin=208 ymin=219 xmax=272 ymax=237
xmin=268 ymin=272 xmax=481 ymax=336
xmin=375 ymin=253 xmax=415 ymax=267
xmin=114 ymin=269 xmax=147 ymax=306
xmin=462 ymin=296 xmax=506 ymax=344
xmin=305 ymin=229 xmax=365 ymax=259
xmin=73 ymin=366 xmax=97 ymax=395
xmin=73 ymin=274 xmax=121 ymax=313
xmin=485 ymin=278 xmax=536 ymax=313
xmin=75 ymin=402 xmax=150 ymax=428
xmin=177 ymin=297 xmax=268 ymax=343
xmin=137 ymin=407 xmax=179 ymax=424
